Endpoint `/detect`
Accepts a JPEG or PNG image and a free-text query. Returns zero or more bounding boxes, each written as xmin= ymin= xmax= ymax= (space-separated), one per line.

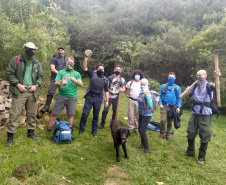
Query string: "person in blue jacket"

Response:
xmin=159 ymin=72 xmax=181 ymax=141
xmin=137 ymin=78 xmax=152 ymax=155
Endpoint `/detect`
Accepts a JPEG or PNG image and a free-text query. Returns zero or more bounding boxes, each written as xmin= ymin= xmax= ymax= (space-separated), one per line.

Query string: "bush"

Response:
xmin=148 ymin=78 xmax=161 ymax=92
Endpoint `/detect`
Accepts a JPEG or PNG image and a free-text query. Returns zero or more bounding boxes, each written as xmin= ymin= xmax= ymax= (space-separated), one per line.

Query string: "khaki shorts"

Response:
xmin=52 ymin=95 xmax=77 ymax=116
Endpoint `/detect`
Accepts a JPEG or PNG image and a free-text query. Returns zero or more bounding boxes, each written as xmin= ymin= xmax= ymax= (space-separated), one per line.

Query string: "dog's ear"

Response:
xmin=127 ymin=129 xmax=130 ymax=136
xmin=116 ymin=128 xmax=121 ymax=138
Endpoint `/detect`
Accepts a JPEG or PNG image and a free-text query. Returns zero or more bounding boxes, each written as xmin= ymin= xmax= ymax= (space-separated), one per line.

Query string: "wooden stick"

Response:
xmin=114 ymin=92 xmax=121 ymax=120
xmin=179 ymin=80 xmax=198 ymax=98
xmin=214 ymin=50 xmax=221 ymax=107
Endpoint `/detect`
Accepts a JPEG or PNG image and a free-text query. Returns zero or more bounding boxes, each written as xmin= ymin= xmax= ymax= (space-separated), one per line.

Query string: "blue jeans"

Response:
xmin=79 ymin=95 xmax=103 ymax=133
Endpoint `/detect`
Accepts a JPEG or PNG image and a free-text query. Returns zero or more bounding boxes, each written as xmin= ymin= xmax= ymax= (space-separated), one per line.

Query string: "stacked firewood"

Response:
xmin=0 ymin=78 xmax=49 ymax=130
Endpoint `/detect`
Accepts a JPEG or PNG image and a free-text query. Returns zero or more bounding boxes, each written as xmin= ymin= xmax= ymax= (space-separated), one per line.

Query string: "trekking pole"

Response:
xmin=179 ymin=80 xmax=198 ymax=98
xmin=114 ymin=92 xmax=121 ymax=120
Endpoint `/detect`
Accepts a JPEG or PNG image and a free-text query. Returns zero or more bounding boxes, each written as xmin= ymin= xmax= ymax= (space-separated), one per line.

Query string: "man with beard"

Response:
xmin=41 ymin=46 xmax=66 ymax=113
xmin=98 ymin=65 xmax=126 ymax=129
xmin=78 ymin=56 xmax=109 ymax=137
xmin=184 ymin=69 xmax=221 ymax=164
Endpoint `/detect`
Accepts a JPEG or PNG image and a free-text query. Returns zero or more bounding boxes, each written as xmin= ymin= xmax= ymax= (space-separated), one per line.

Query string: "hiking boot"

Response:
xmin=78 ymin=130 xmax=83 ymax=135
xmin=159 ymin=135 xmax=164 ymax=139
xmin=92 ymin=132 xmax=97 ymax=138
xmin=183 ymin=150 xmax=195 ymax=157
xmin=98 ymin=125 xmax=104 ymax=129
xmin=41 ymin=106 xmax=49 ymax=113
xmin=166 ymin=136 xmax=171 ymax=141
xmin=137 ymin=144 xmax=144 ymax=149
xmin=198 ymin=158 xmax=205 ymax=165
xmin=144 ymin=148 xmax=151 ymax=155
xmin=47 ymin=127 xmax=53 ymax=132
xmin=6 ymin=132 xmax=14 ymax=147
xmin=27 ymin=130 xmax=41 ymax=141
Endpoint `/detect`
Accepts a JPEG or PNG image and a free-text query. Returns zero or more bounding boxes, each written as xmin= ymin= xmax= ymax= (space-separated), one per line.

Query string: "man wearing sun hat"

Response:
xmin=5 ymin=42 xmax=44 ymax=146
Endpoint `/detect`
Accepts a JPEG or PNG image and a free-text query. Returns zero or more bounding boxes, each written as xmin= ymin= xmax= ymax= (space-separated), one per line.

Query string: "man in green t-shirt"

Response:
xmin=47 ymin=57 xmax=83 ymax=130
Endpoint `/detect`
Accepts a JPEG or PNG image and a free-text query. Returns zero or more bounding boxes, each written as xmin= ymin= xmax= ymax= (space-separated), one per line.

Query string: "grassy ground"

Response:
xmin=0 ymin=78 xmax=226 ymax=185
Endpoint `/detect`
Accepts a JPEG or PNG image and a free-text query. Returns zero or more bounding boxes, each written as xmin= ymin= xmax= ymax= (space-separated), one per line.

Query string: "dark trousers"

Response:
xmin=100 ymin=96 xmax=118 ymax=125
xmin=138 ymin=115 xmax=151 ymax=150
xmin=45 ymin=80 xmax=57 ymax=107
xmin=79 ymin=96 xmax=103 ymax=133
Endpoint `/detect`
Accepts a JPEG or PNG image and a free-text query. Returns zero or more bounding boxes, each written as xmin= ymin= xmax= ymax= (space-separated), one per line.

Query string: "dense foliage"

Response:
xmin=0 ymin=0 xmax=226 ymax=107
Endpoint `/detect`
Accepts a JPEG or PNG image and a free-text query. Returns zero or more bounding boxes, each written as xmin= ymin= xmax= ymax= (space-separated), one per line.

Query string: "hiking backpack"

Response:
xmin=108 ymin=74 xmax=123 ymax=87
xmin=16 ymin=55 xmax=39 ymax=69
xmin=163 ymin=83 xmax=177 ymax=95
xmin=150 ymin=91 xmax=160 ymax=113
xmin=138 ymin=91 xmax=159 ymax=113
xmin=193 ymin=82 xmax=219 ymax=116
xmin=86 ymin=70 xmax=108 ymax=95
xmin=51 ymin=121 xmax=73 ymax=144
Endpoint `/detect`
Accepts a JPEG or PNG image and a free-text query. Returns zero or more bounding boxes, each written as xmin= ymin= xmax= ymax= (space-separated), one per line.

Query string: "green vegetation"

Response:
xmin=1 ymin=0 xmax=226 ymax=106
xmin=1 ymin=1 xmax=226 ymax=183
xmin=0 ymin=78 xmax=226 ymax=184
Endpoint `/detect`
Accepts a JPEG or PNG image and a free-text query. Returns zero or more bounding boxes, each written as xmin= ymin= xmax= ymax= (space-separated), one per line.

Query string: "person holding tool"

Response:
xmin=183 ymin=69 xmax=221 ymax=165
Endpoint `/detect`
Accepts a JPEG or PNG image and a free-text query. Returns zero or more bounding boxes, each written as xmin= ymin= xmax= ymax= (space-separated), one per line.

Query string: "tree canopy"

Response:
xmin=0 ymin=0 xmax=226 ymax=107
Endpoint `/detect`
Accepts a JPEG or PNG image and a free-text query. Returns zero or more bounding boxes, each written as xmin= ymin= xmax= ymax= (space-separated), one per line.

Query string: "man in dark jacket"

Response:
xmin=41 ymin=46 xmax=66 ymax=113
xmin=78 ymin=56 xmax=109 ymax=137
xmin=6 ymin=42 xmax=44 ymax=146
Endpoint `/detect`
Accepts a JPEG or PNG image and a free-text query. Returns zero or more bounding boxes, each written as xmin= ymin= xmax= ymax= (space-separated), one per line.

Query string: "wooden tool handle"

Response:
xmin=214 ymin=52 xmax=221 ymax=107
xmin=179 ymin=80 xmax=198 ymax=98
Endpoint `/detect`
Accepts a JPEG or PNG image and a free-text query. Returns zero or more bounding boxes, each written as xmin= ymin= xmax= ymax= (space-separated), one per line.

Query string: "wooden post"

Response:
xmin=214 ymin=50 xmax=221 ymax=107
xmin=114 ymin=92 xmax=121 ymax=120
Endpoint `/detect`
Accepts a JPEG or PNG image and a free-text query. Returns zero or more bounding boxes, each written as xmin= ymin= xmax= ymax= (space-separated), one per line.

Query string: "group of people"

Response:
xmin=5 ymin=42 xmax=220 ymax=165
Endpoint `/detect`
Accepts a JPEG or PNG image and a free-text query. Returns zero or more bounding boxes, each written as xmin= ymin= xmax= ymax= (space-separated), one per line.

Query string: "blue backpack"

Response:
xmin=51 ymin=121 xmax=73 ymax=144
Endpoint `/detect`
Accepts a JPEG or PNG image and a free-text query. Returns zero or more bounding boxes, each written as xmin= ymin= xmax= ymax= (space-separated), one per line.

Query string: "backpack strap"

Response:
xmin=206 ymin=82 xmax=212 ymax=99
xmin=108 ymin=75 xmax=123 ymax=87
xmin=16 ymin=55 xmax=21 ymax=66
xmin=16 ymin=55 xmax=38 ymax=69
xmin=163 ymin=83 xmax=177 ymax=94
xmin=130 ymin=80 xmax=134 ymax=87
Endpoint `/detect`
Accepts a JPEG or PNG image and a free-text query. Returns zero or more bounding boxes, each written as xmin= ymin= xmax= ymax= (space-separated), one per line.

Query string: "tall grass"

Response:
xmin=0 ymin=78 xmax=226 ymax=184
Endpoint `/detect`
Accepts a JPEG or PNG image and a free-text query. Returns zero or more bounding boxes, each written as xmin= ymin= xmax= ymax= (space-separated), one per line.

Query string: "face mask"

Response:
xmin=97 ymin=70 xmax=104 ymax=77
xmin=197 ymin=77 xmax=207 ymax=93
xmin=58 ymin=52 xmax=64 ymax=58
xmin=140 ymin=85 xmax=149 ymax=94
xmin=168 ymin=77 xmax=175 ymax=86
xmin=197 ymin=77 xmax=206 ymax=82
xmin=65 ymin=63 xmax=74 ymax=71
xmin=115 ymin=71 xmax=120 ymax=75
xmin=25 ymin=49 xmax=35 ymax=57
xmin=135 ymin=75 xmax=140 ymax=81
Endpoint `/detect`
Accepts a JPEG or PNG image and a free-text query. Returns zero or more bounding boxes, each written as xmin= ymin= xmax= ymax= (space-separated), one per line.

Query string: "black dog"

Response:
xmin=111 ymin=120 xmax=130 ymax=162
